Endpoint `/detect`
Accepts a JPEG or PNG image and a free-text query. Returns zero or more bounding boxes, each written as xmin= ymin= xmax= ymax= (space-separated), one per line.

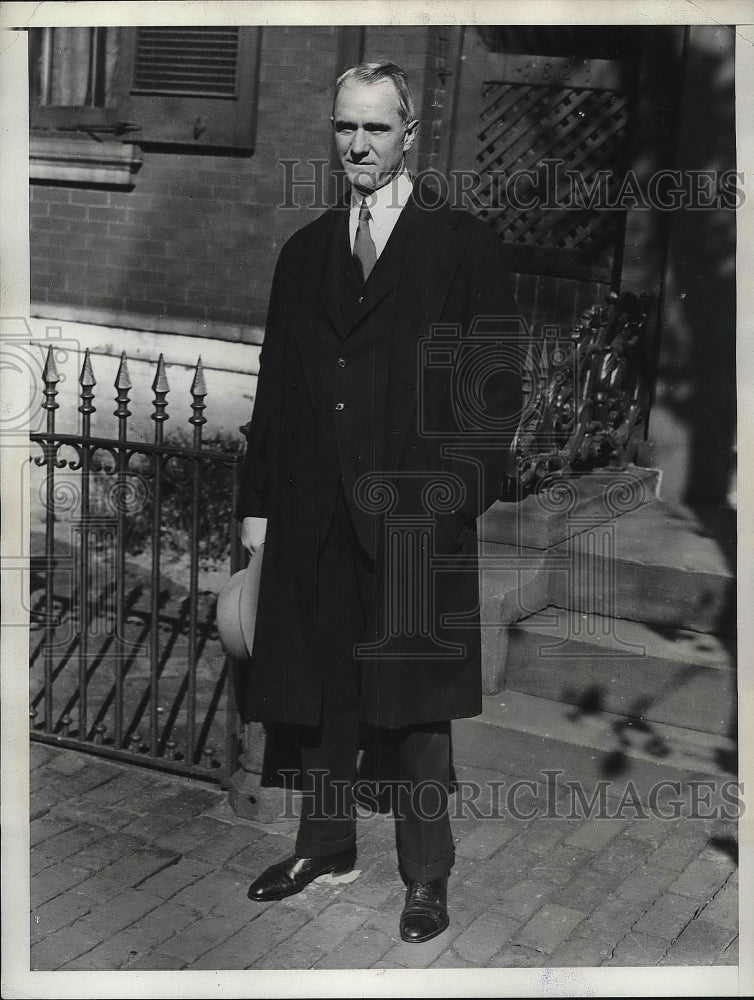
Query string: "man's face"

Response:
xmin=332 ymin=79 xmax=417 ymax=194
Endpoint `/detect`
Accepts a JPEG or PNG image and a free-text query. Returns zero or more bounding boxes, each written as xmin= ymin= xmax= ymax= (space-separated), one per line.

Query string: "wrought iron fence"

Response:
xmin=27 ymin=290 xmax=651 ymax=786
xmin=29 ymin=346 xmax=244 ymax=784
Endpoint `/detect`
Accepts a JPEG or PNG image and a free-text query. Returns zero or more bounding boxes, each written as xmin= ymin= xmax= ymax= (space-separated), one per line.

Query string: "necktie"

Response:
xmin=353 ymin=199 xmax=377 ymax=282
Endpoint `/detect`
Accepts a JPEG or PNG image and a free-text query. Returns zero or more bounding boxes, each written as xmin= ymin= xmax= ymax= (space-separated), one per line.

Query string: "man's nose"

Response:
xmin=350 ymin=128 xmax=369 ymax=156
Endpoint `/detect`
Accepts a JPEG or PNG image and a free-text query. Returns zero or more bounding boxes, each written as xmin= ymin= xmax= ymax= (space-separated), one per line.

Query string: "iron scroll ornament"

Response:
xmin=508 ymin=290 xmax=653 ymax=490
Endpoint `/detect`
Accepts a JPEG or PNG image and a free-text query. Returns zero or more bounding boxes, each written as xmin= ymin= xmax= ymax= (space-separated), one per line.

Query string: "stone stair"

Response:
xmin=548 ymin=501 xmax=735 ymax=637
xmin=451 ymin=689 xmax=737 ymax=795
xmin=505 ymin=608 xmax=735 ymax=736
xmin=466 ymin=474 xmax=737 ymax=783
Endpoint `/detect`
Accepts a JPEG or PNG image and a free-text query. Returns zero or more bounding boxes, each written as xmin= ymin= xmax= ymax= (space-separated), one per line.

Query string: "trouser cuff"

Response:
xmin=398 ymin=849 xmax=455 ymax=884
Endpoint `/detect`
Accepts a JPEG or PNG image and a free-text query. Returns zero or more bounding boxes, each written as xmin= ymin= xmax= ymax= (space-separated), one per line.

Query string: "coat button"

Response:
xmin=288 ymin=477 xmax=295 ymax=486
xmin=335 ymin=402 xmax=345 ymax=411
xmin=358 ymin=296 xmax=364 ymax=304
xmin=337 ymin=357 xmax=345 ymax=368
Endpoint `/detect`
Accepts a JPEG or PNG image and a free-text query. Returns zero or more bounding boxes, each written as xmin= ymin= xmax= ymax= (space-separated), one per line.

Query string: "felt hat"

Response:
xmin=216 ymin=544 xmax=264 ymax=663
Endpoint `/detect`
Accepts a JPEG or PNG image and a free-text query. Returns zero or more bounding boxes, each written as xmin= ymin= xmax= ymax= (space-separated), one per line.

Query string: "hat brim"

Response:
xmin=216 ymin=544 xmax=264 ymax=663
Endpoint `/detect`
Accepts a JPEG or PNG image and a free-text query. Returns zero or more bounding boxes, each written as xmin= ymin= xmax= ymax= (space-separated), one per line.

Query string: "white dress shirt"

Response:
xmin=348 ymin=170 xmax=414 ymax=260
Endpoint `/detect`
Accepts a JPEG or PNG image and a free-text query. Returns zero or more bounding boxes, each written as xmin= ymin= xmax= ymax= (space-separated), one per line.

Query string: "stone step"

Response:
xmin=451 ymin=690 xmax=738 ymax=805
xmin=503 ymin=607 xmax=736 ymax=736
xmin=480 ymin=466 xmax=660 ymax=550
xmin=549 ymin=500 xmax=736 ymax=636
xmin=479 ymin=500 xmax=735 ymax=638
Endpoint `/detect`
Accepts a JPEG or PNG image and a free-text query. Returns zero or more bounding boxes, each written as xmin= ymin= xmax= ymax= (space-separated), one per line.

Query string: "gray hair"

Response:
xmin=333 ymin=62 xmax=416 ymax=123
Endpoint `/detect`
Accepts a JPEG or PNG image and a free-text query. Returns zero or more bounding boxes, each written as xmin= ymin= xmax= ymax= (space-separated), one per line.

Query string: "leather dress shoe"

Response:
xmin=247 ymin=847 xmax=356 ymax=902
xmin=399 ymin=876 xmax=449 ymax=943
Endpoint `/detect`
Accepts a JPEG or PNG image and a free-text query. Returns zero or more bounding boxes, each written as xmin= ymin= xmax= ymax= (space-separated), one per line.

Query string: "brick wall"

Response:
xmin=30 ymin=26 xmax=433 ymax=339
xmin=363 ymin=25 xmax=430 ymax=92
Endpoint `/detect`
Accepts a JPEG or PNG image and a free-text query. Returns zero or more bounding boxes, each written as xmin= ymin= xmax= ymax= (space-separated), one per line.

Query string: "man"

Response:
xmin=237 ymin=62 xmax=522 ymax=943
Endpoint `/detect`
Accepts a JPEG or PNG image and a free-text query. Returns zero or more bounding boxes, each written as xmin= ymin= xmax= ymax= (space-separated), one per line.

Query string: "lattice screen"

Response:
xmin=475 ymin=78 xmax=630 ymax=281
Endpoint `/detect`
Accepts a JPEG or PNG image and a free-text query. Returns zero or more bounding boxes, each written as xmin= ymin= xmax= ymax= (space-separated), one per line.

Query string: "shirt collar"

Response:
xmin=350 ymin=171 xmax=414 ymax=229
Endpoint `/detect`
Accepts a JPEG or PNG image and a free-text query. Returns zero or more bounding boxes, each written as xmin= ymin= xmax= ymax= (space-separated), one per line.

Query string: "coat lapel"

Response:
xmin=318 ymin=206 xmax=352 ymax=339
xmin=286 ymin=208 xmax=343 ymax=410
xmin=382 ymin=193 xmax=471 ymax=473
xmin=289 ymin=185 xmax=472 ymax=454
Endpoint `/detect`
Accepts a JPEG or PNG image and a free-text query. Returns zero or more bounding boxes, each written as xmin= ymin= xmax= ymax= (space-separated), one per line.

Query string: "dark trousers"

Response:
xmin=294 ymin=483 xmax=455 ymax=884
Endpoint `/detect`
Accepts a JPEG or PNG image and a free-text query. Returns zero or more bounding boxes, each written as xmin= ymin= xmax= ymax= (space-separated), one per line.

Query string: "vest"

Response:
xmin=315 ymin=208 xmax=405 ymax=558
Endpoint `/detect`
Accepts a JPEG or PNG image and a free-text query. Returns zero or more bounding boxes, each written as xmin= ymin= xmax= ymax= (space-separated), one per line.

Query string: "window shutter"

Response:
xmin=116 ymin=26 xmax=260 ymax=150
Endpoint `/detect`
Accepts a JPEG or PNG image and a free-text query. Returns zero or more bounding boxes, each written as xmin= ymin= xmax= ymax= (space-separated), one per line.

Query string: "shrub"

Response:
xmin=123 ymin=429 xmax=245 ymax=565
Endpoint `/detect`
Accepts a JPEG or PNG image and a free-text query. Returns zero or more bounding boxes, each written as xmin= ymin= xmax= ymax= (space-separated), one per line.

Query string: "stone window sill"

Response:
xmin=30 ymin=134 xmax=143 ymax=187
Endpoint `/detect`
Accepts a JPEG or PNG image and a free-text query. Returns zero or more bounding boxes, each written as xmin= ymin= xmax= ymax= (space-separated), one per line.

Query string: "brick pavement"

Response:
xmin=26 ymin=742 xmax=739 ymax=972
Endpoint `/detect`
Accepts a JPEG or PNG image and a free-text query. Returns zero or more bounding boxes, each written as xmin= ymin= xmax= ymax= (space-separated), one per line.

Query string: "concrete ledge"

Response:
xmin=32 ymin=301 xmax=265 ymax=347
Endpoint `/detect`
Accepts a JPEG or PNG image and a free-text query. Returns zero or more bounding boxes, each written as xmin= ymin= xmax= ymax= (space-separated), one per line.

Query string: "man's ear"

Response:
xmin=403 ymin=119 xmax=419 ymax=153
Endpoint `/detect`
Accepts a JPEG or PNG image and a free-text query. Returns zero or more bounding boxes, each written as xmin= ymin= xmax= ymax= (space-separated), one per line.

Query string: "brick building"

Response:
xmin=28 ymin=26 xmax=436 ymax=441
xmin=28 ymin=22 xmax=736 ymax=503
xmin=24 ymin=22 xmax=737 ymax=784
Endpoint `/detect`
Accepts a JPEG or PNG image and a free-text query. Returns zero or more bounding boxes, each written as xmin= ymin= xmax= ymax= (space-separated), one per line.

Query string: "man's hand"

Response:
xmin=241 ymin=516 xmax=267 ymax=555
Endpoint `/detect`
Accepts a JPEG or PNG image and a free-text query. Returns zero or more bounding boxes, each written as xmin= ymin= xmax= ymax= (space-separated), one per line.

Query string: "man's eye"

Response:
xmin=335 ymin=125 xmax=355 ymax=134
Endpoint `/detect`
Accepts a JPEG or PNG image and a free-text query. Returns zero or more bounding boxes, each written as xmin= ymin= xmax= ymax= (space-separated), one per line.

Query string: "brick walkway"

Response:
xmin=27 ymin=741 xmax=739 ymax=974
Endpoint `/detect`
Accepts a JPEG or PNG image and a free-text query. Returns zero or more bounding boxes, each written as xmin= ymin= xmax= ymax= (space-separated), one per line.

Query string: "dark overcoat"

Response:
xmin=237 ymin=184 xmax=522 ymax=729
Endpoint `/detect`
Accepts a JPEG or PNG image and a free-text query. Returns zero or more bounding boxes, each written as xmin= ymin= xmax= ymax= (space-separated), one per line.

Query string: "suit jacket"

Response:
xmin=237 ymin=181 xmax=523 ymax=728
xmin=313 ymin=202 xmax=397 ymax=558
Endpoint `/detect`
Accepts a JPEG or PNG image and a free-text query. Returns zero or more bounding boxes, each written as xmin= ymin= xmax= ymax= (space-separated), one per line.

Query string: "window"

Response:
xmin=29 ymin=26 xmax=260 ymax=150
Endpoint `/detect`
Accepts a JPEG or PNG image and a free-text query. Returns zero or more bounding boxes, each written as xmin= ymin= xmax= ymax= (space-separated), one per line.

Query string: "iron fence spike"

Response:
xmin=115 ymin=352 xmax=132 ymax=391
xmin=152 ymin=353 xmax=170 ymax=394
xmin=42 ymin=345 xmax=60 ymax=385
xmin=190 ymin=357 xmax=207 ymax=397
xmin=79 ymin=348 xmax=96 ymax=387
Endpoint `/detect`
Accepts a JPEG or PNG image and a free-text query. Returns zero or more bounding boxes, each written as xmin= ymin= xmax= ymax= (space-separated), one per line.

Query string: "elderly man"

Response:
xmin=237 ymin=62 xmax=521 ymax=943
